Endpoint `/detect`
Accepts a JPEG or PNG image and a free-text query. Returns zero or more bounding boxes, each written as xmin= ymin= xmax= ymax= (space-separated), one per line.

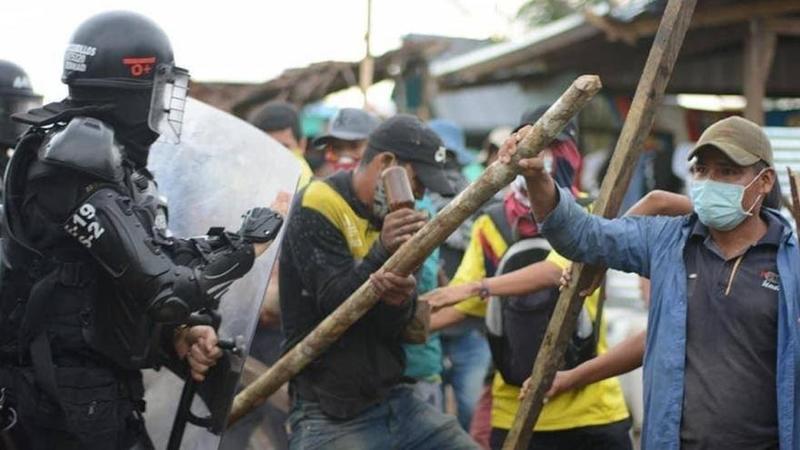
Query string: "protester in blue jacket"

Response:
xmin=500 ymin=116 xmax=799 ymax=450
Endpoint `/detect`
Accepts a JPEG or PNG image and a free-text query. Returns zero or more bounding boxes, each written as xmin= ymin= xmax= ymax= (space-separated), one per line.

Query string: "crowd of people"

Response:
xmin=0 ymin=9 xmax=795 ymax=450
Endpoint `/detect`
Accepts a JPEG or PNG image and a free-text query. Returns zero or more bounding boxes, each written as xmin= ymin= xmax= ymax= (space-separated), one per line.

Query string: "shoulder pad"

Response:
xmin=39 ymin=117 xmax=124 ymax=182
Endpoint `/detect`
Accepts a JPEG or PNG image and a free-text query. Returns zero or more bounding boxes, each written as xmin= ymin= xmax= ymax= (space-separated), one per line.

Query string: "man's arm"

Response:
xmin=498 ymin=132 xmax=677 ymax=277
xmin=421 ymin=215 xmax=492 ymax=313
xmin=423 ymin=259 xmax=562 ymax=309
xmin=627 ymin=190 xmax=692 ymax=217
xmin=430 ymin=306 xmax=468 ymax=331
xmin=522 ymin=330 xmax=646 ymax=399
xmin=64 ymin=185 xmax=258 ymax=323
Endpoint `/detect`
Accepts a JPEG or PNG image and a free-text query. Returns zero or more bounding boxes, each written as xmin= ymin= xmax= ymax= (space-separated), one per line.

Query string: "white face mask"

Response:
xmin=689 ymin=169 xmax=765 ymax=231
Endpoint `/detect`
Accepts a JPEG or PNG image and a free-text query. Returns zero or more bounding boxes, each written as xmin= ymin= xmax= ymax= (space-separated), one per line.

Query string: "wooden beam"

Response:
xmin=625 ymin=0 xmax=800 ymax=39
xmin=227 ymin=75 xmax=604 ymax=426
xmin=502 ymin=0 xmax=697 ymax=449
xmin=743 ymin=18 xmax=777 ymax=125
xmin=766 ymin=17 xmax=800 ymax=36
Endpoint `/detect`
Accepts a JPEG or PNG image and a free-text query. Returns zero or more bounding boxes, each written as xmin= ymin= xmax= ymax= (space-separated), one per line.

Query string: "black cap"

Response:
xmin=313 ymin=108 xmax=380 ymax=147
xmin=515 ymin=105 xmax=578 ymax=143
xmin=250 ymin=101 xmax=302 ymax=140
xmin=368 ymin=114 xmax=455 ymax=196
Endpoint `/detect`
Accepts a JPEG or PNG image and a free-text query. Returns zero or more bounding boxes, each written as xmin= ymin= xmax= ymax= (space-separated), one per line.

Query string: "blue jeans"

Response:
xmin=288 ymin=385 xmax=478 ymax=450
xmin=441 ymin=327 xmax=491 ymax=430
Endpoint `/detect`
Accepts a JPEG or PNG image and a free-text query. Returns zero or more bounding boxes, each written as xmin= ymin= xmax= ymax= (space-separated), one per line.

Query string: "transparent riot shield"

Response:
xmin=143 ymin=97 xmax=300 ymax=449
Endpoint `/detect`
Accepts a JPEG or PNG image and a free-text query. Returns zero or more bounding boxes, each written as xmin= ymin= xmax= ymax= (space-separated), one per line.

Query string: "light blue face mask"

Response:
xmin=689 ymin=170 xmax=764 ymax=231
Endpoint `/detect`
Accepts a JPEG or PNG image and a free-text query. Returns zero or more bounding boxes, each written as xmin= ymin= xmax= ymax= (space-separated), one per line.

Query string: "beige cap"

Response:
xmin=688 ymin=116 xmax=772 ymax=166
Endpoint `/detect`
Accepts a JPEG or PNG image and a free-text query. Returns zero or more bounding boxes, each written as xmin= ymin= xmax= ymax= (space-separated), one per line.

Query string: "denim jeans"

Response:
xmin=412 ymin=379 xmax=444 ymax=411
xmin=441 ymin=327 xmax=492 ymax=430
xmin=288 ymin=385 xmax=478 ymax=450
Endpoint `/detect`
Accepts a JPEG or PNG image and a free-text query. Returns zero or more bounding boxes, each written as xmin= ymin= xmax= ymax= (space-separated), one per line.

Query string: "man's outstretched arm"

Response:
xmin=497 ymin=130 xmax=670 ymax=277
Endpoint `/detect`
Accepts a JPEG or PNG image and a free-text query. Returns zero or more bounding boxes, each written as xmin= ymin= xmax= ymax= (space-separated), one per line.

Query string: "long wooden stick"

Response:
xmin=228 ymin=75 xmax=603 ymax=425
xmin=503 ymin=1 xmax=697 ymax=449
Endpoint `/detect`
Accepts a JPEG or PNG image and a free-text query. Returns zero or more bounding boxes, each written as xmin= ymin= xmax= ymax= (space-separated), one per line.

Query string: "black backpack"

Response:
xmin=483 ymin=204 xmax=601 ymax=387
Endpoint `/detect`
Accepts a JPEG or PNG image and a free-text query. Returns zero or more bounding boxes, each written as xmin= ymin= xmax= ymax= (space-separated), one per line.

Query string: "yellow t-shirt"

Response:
xmin=450 ymin=213 xmax=629 ymax=431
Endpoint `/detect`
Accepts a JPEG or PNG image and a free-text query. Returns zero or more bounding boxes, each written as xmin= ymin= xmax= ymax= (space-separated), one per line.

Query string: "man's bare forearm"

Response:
xmin=484 ymin=261 xmax=562 ymax=298
xmin=570 ymin=330 xmax=646 ymax=389
xmin=430 ymin=306 xmax=468 ymax=332
xmin=626 ymin=190 xmax=691 ymax=217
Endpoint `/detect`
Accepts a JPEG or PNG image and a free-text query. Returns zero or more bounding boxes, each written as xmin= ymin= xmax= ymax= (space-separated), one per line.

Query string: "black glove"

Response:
xmin=238 ymin=207 xmax=283 ymax=243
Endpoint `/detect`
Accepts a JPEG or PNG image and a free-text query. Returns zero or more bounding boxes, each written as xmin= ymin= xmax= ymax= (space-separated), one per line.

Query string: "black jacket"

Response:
xmin=279 ymin=171 xmax=415 ymax=419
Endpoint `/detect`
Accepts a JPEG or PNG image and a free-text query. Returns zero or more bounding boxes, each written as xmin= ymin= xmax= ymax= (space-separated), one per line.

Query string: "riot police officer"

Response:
xmin=0 ymin=60 xmax=42 ymax=175
xmin=0 ymin=11 xmax=280 ymax=449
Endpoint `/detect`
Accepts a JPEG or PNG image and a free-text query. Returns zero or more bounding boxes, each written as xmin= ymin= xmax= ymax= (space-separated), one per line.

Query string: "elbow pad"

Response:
xmin=65 ymin=187 xmax=255 ymax=323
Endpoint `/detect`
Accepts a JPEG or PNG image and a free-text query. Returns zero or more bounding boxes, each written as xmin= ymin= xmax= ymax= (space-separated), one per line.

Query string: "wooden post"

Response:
xmin=359 ymin=0 xmax=374 ymax=107
xmin=228 ymin=75 xmax=603 ymax=425
xmin=788 ymin=168 xmax=800 ymax=237
xmin=503 ymin=1 xmax=697 ymax=449
xmin=743 ymin=18 xmax=777 ymax=125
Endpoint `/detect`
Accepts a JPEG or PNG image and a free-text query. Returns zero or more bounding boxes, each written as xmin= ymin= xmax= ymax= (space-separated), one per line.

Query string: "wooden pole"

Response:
xmin=743 ymin=18 xmax=777 ymax=125
xmin=503 ymin=1 xmax=697 ymax=449
xmin=228 ymin=75 xmax=603 ymax=425
xmin=359 ymin=0 xmax=374 ymax=107
xmin=788 ymin=168 xmax=800 ymax=237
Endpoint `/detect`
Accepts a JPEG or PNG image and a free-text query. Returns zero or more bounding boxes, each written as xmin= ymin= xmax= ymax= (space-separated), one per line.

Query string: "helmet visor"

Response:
xmin=148 ymin=64 xmax=189 ymax=144
xmin=0 ymin=95 xmax=43 ymax=147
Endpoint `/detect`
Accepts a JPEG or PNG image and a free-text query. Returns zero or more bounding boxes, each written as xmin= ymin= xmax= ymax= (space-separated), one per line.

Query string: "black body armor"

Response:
xmin=0 ymin=115 xmax=257 ymax=449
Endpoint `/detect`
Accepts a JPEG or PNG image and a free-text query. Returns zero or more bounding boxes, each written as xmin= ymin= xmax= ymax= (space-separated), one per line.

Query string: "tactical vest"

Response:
xmin=0 ymin=121 xmax=169 ymax=374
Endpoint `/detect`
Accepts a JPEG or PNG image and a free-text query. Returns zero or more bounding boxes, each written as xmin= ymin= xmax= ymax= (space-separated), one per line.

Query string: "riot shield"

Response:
xmin=142 ymin=97 xmax=300 ymax=450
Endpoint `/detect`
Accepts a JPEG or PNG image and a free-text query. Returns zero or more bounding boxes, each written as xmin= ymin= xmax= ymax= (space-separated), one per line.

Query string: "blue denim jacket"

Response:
xmin=539 ymin=186 xmax=800 ymax=450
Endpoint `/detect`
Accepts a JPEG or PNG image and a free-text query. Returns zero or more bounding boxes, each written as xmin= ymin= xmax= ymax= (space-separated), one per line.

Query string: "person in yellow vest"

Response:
xmin=423 ymin=107 xmax=631 ymax=450
xmin=279 ymin=114 xmax=479 ymax=449
xmin=251 ymin=100 xmax=314 ymax=188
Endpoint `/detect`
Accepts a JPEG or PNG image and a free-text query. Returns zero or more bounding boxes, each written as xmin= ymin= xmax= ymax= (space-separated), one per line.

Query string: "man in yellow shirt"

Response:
xmin=424 ymin=108 xmax=631 ymax=450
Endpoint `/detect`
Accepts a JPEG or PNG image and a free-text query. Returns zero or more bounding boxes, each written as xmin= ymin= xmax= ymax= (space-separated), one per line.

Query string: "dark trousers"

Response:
xmin=0 ymin=367 xmax=153 ymax=450
xmin=489 ymin=418 xmax=633 ymax=450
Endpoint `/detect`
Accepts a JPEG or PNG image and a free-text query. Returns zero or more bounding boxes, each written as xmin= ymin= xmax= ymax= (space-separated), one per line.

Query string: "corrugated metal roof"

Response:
xmin=430 ymin=13 xmax=591 ymax=78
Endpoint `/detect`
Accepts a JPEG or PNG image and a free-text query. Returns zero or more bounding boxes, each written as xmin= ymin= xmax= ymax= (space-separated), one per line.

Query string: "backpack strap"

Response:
xmin=485 ymin=203 xmax=515 ymax=245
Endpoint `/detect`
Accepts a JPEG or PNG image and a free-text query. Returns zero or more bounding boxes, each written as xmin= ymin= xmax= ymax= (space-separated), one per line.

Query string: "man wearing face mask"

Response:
xmin=312 ymin=107 xmax=380 ymax=176
xmin=501 ymin=115 xmax=797 ymax=450
xmin=0 ymin=12 xmax=281 ymax=449
xmin=279 ymin=114 xmax=478 ymax=449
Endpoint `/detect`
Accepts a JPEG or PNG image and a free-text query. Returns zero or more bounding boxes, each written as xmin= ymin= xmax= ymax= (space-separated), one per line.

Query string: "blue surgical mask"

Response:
xmin=689 ymin=170 xmax=764 ymax=231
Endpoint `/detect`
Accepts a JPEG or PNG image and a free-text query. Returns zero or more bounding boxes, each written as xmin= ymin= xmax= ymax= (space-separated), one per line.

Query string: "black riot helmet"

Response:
xmin=62 ymin=11 xmax=189 ymax=143
xmin=0 ymin=61 xmax=42 ymax=148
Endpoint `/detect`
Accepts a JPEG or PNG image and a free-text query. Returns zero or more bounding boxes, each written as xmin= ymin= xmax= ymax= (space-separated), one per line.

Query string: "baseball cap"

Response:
xmin=427 ymin=118 xmax=475 ymax=166
xmin=312 ymin=108 xmax=380 ymax=147
xmin=515 ymin=105 xmax=578 ymax=143
xmin=687 ymin=116 xmax=773 ymax=167
xmin=367 ymin=114 xmax=455 ymax=196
